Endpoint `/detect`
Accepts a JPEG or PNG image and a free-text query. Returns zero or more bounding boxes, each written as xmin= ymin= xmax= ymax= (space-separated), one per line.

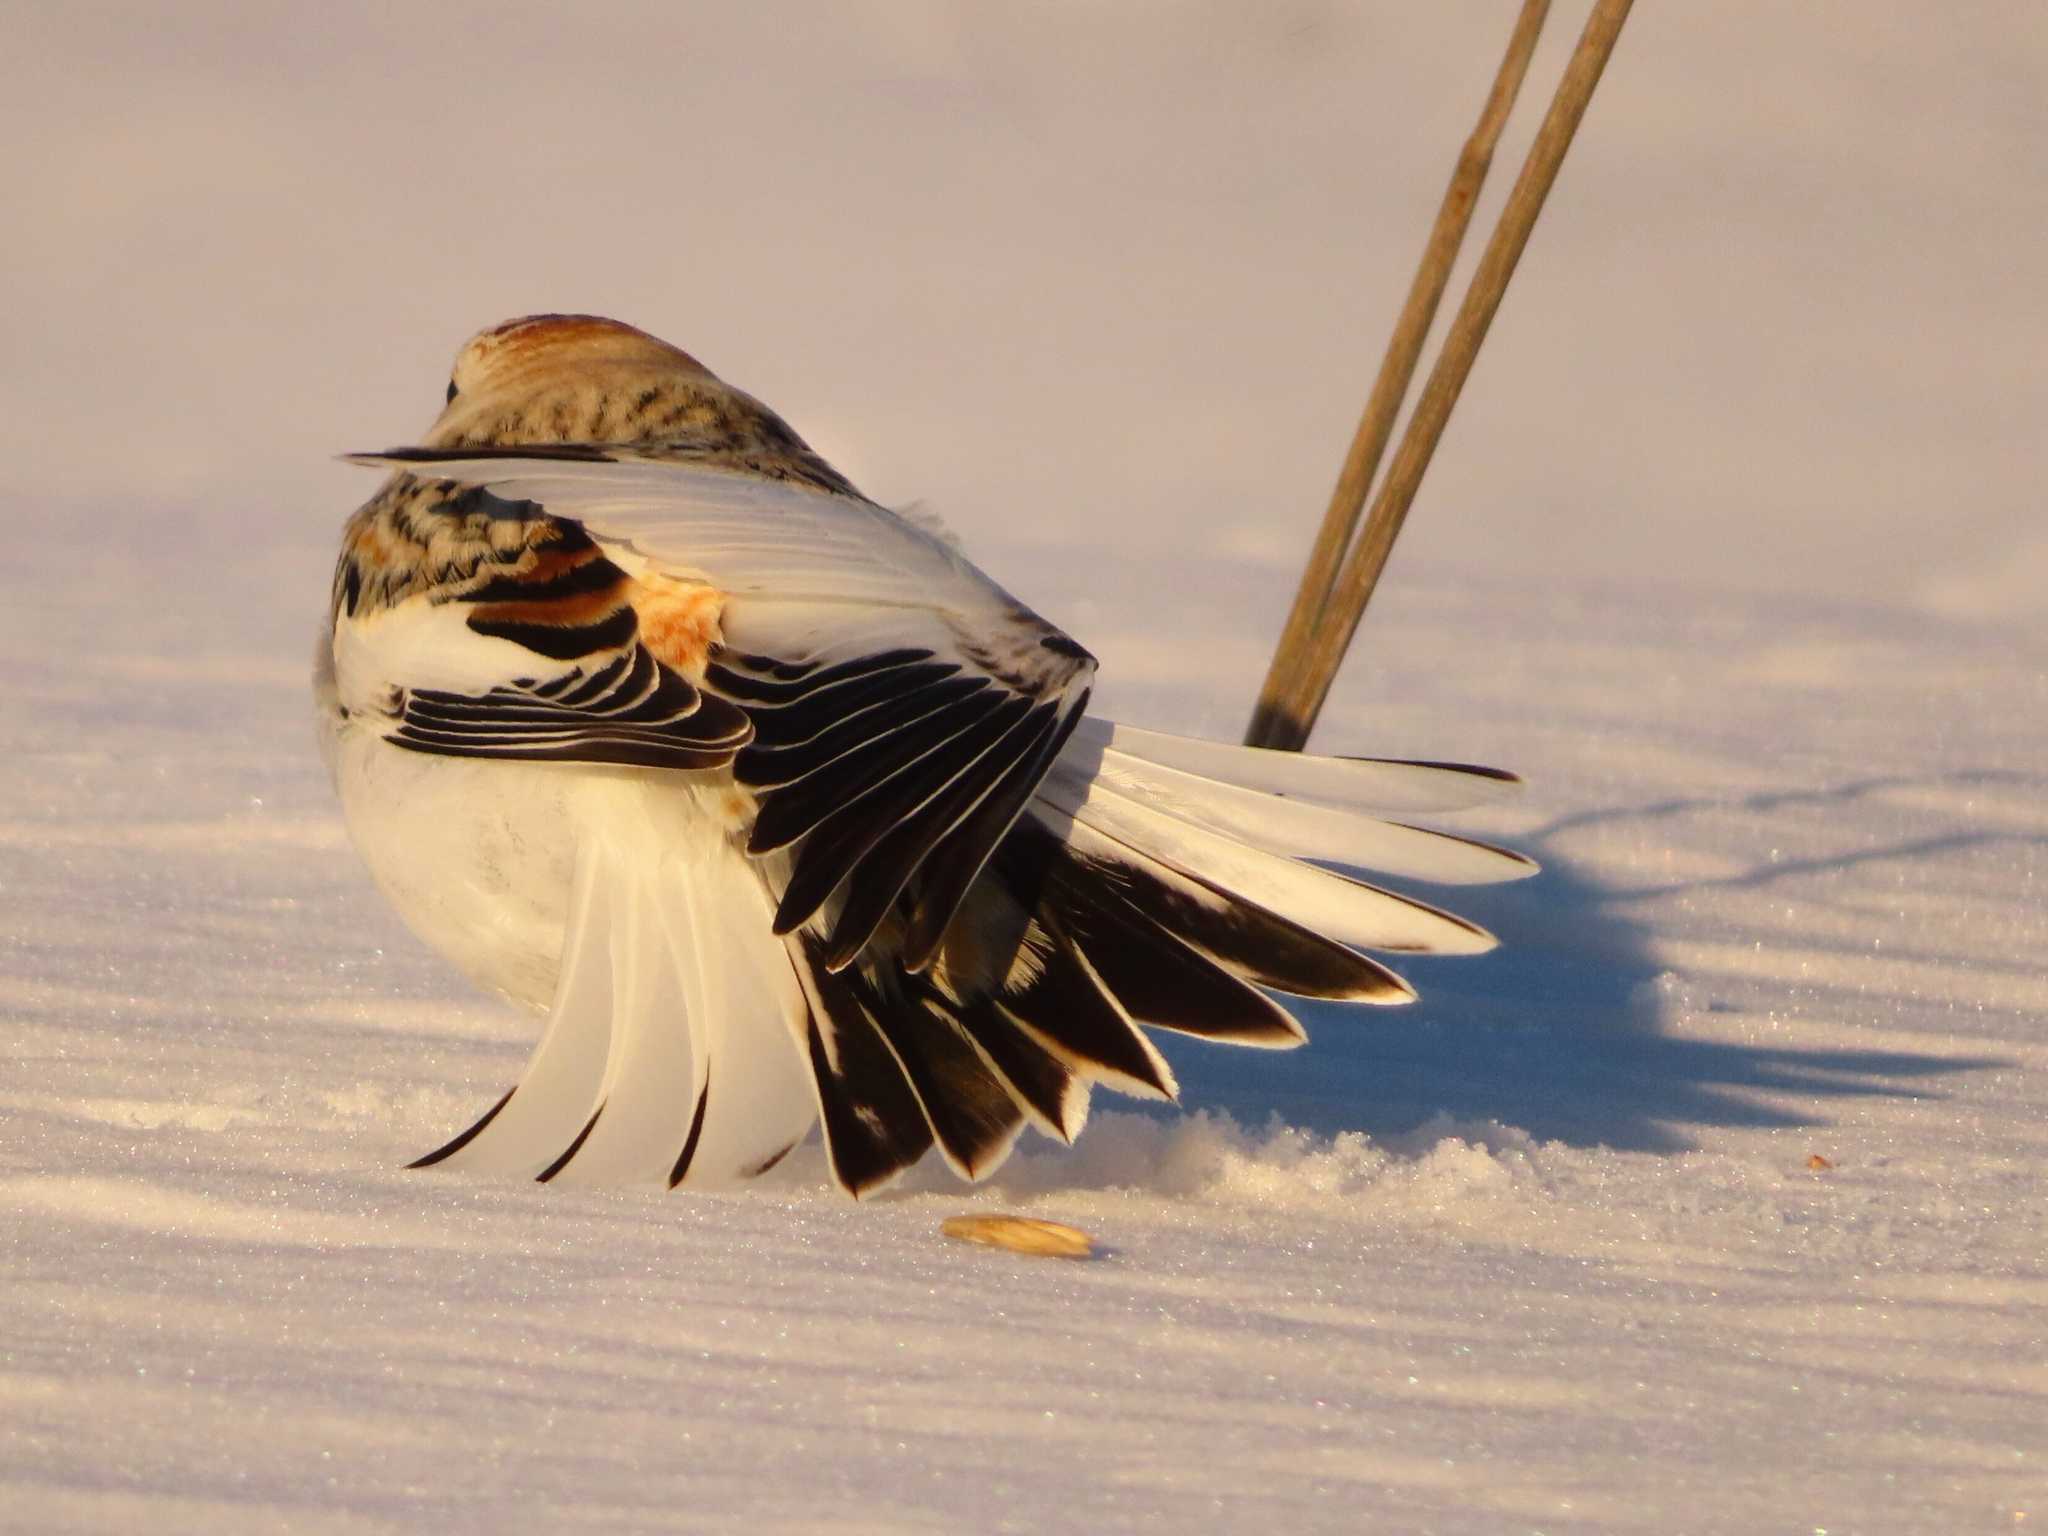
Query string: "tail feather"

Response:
xmin=868 ymin=1000 xmax=1029 ymax=1181
xmin=756 ymin=719 xmax=1529 ymax=1192
xmin=410 ymin=723 xmax=1527 ymax=1199
xmin=935 ymin=992 xmax=1089 ymax=1141
xmin=1048 ymin=898 xmax=1308 ymax=1049
xmin=660 ymin=852 xmax=817 ymax=1188
xmin=1050 ymin=747 xmax=1537 ymax=886
xmin=410 ymin=830 xmax=817 ymax=1190
xmin=1034 ymin=781 xmax=1496 ymax=956
xmin=413 ymin=842 xmax=619 ymax=1177
xmin=785 ymin=882 xmax=1162 ymax=1189
xmin=790 ymin=933 xmax=935 ymax=1197
xmin=1031 ymin=810 xmax=1418 ymax=1001
xmin=542 ymin=874 xmax=704 ymax=1186
xmin=532 ymin=837 xmax=817 ymax=1189
xmin=1074 ymin=720 xmax=1522 ymax=815
xmin=990 ymin=815 xmax=1355 ymax=1035
xmin=993 ymin=924 xmax=1177 ymax=1101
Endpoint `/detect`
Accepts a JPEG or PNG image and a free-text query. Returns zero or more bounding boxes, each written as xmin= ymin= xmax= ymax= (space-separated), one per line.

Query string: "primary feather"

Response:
xmin=319 ymin=313 xmax=1532 ymax=1197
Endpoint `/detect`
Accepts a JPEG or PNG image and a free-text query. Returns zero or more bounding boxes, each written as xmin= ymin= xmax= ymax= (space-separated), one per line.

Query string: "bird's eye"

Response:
xmin=445 ymin=379 xmax=460 ymax=404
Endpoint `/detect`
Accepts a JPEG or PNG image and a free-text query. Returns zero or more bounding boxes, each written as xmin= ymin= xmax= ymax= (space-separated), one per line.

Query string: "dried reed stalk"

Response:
xmin=1245 ymin=0 xmax=1552 ymax=749
xmin=1247 ymin=0 xmax=1635 ymax=751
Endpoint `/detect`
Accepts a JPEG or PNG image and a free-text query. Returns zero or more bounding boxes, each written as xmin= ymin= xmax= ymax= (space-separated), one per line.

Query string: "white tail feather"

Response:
xmin=1048 ymin=748 xmax=1535 ymax=887
xmin=1072 ymin=720 xmax=1521 ymax=816
xmin=667 ymin=853 xmax=817 ymax=1186
xmin=424 ymin=824 xmax=815 ymax=1188
xmin=547 ymin=855 xmax=705 ymax=1185
xmin=430 ymin=843 xmax=617 ymax=1176
xmin=1031 ymin=780 xmax=1496 ymax=957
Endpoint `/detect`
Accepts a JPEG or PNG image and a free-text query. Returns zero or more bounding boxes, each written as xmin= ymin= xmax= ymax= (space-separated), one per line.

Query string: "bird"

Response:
xmin=316 ymin=313 xmax=1535 ymax=1197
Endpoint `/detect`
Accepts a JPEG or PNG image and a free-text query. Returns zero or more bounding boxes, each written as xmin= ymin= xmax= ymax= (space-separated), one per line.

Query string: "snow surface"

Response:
xmin=4 ymin=5 xmax=2045 ymax=1533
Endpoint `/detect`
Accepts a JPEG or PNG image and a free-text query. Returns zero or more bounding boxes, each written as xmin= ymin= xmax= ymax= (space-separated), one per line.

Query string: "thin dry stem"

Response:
xmin=1250 ymin=0 xmax=1635 ymax=751
xmin=1246 ymin=0 xmax=1551 ymax=749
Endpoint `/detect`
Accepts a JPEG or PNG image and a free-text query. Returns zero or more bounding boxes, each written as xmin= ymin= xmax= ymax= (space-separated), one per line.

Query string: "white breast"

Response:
xmin=322 ymin=707 xmax=580 ymax=1013
xmin=316 ymin=674 xmax=761 ymax=1020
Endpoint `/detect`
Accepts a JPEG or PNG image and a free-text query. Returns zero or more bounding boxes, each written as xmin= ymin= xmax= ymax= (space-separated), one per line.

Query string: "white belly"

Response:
xmin=317 ymin=690 xmax=764 ymax=1016
xmin=323 ymin=709 xmax=582 ymax=1012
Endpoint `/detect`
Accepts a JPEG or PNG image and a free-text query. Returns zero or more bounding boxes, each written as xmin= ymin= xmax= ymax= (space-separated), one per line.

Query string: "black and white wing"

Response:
xmin=341 ymin=442 xmax=1534 ymax=1199
xmin=346 ymin=447 xmax=1096 ymax=973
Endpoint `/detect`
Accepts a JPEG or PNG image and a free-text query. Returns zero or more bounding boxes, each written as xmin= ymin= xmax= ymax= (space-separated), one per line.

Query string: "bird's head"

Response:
xmin=424 ymin=314 xmax=722 ymax=449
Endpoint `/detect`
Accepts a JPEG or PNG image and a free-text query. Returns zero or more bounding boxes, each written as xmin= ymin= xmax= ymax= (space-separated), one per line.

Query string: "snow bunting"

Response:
xmin=317 ymin=314 xmax=1534 ymax=1196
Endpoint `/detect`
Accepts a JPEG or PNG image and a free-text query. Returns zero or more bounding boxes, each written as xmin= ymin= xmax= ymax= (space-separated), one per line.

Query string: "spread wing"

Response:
xmin=345 ymin=447 xmax=1097 ymax=972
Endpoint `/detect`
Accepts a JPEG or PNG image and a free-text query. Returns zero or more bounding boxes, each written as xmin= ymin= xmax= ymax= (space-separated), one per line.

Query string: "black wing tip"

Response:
xmin=1342 ymin=756 xmax=1524 ymax=788
xmin=999 ymin=946 xmax=1179 ymax=1104
xmin=798 ymin=968 xmax=935 ymax=1198
xmin=840 ymin=1164 xmax=911 ymax=1201
xmin=741 ymin=1138 xmax=804 ymax=1180
xmin=342 ymin=443 xmax=620 ymax=468
xmin=1414 ymin=833 xmax=1540 ymax=879
xmin=1341 ymin=962 xmax=1420 ymax=1006
xmin=666 ymin=1078 xmax=713 ymax=1189
xmin=1322 ymin=823 xmax=1541 ymax=883
xmin=535 ymin=1103 xmax=605 ymax=1183
xmin=406 ymin=1086 xmax=516 ymax=1169
xmin=1039 ymin=632 xmax=1095 ymax=665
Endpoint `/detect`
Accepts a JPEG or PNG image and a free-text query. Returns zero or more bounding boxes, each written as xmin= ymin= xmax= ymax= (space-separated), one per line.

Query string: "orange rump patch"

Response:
xmin=632 ymin=574 xmax=726 ymax=681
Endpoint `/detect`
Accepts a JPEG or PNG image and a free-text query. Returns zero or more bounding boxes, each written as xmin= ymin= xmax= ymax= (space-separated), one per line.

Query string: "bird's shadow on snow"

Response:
xmin=1160 ymin=793 xmax=2013 ymax=1155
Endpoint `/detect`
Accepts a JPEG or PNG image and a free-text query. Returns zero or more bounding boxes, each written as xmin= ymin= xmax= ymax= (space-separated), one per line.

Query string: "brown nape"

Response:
xmin=420 ymin=313 xmax=855 ymax=485
xmin=462 ymin=314 xmax=714 ymax=387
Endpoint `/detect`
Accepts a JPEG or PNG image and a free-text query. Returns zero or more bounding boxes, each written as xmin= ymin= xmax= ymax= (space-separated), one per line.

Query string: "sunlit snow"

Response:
xmin=4 ymin=5 xmax=2043 ymax=1532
